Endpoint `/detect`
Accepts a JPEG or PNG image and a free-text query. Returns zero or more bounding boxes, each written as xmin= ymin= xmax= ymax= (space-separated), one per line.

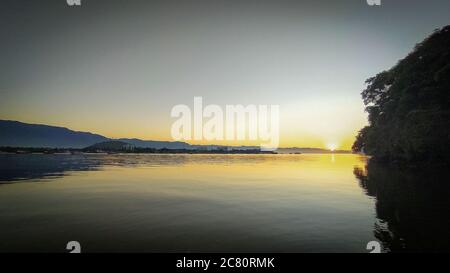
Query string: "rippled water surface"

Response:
xmin=0 ymin=154 xmax=448 ymax=252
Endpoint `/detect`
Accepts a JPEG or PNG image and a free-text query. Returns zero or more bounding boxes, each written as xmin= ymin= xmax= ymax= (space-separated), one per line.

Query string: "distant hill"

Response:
xmin=84 ymin=141 xmax=133 ymax=151
xmin=118 ymin=138 xmax=190 ymax=149
xmin=0 ymin=120 xmax=190 ymax=149
xmin=0 ymin=120 xmax=108 ymax=148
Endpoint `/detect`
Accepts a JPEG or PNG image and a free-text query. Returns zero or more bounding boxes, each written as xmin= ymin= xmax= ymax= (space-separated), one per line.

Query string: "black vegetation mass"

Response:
xmin=353 ymin=26 xmax=450 ymax=165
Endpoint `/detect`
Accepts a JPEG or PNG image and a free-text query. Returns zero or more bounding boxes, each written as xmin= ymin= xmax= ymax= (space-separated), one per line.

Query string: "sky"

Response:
xmin=1 ymin=0 xmax=449 ymax=149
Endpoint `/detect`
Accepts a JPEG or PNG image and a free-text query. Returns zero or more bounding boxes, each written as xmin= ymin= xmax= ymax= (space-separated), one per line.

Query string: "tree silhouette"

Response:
xmin=353 ymin=26 xmax=450 ymax=164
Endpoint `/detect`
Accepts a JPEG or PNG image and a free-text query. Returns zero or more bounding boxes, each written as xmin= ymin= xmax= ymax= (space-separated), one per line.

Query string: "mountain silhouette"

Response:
xmin=118 ymin=138 xmax=190 ymax=149
xmin=84 ymin=141 xmax=133 ymax=151
xmin=0 ymin=120 xmax=190 ymax=149
xmin=0 ymin=120 xmax=108 ymax=148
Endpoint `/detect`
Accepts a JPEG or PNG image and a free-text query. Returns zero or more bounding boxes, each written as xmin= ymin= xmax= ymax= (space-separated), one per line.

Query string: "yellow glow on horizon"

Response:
xmin=0 ymin=113 xmax=361 ymax=150
xmin=326 ymin=143 xmax=338 ymax=151
xmin=0 ymin=96 xmax=366 ymax=150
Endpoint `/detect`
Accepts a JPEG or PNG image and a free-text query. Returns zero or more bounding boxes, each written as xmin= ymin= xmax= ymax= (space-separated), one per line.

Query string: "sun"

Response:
xmin=326 ymin=143 xmax=338 ymax=151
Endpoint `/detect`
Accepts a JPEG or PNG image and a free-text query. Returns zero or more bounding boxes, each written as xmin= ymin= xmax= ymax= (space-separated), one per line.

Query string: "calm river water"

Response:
xmin=0 ymin=153 xmax=448 ymax=252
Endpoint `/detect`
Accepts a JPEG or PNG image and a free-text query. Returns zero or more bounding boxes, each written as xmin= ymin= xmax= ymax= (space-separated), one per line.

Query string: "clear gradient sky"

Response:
xmin=1 ymin=0 xmax=449 ymax=149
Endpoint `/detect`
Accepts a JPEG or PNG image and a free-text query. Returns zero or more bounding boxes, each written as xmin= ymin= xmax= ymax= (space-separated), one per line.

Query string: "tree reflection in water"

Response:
xmin=354 ymin=162 xmax=450 ymax=252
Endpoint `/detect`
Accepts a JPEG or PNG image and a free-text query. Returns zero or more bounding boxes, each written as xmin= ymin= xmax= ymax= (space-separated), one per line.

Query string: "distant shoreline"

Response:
xmin=0 ymin=146 xmax=275 ymax=155
xmin=0 ymin=120 xmax=353 ymax=154
xmin=0 ymin=146 xmax=354 ymax=155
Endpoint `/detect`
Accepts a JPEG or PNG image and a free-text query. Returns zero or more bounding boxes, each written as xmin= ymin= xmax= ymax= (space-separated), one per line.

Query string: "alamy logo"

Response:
xmin=66 ymin=241 xmax=81 ymax=253
xmin=366 ymin=0 xmax=381 ymax=6
xmin=170 ymin=97 xmax=280 ymax=150
xmin=66 ymin=0 xmax=81 ymax=6
xmin=366 ymin=241 xmax=381 ymax=253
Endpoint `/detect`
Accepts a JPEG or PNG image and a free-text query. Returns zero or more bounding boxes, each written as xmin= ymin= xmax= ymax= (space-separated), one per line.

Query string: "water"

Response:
xmin=0 ymin=154 xmax=448 ymax=253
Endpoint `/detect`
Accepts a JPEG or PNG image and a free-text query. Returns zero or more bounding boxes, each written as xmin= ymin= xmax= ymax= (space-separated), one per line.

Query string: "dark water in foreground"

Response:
xmin=0 ymin=154 xmax=449 ymax=252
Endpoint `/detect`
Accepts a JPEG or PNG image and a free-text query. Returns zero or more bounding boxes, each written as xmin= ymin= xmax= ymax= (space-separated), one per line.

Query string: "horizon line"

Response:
xmin=0 ymin=119 xmax=351 ymax=151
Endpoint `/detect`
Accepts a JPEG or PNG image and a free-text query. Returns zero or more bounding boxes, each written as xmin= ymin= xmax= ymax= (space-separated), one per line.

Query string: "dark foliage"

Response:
xmin=353 ymin=26 xmax=450 ymax=164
